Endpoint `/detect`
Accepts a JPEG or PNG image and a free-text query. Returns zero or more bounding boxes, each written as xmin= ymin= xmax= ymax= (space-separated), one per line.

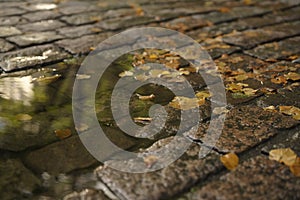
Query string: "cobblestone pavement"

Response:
xmin=0 ymin=0 xmax=300 ymax=199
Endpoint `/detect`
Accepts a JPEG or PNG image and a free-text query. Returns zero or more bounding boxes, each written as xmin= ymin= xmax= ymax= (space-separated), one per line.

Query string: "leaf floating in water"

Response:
xmin=279 ymin=106 xmax=300 ymax=120
xmin=269 ymin=148 xmax=297 ymax=166
xmin=32 ymin=74 xmax=62 ymax=84
xmin=134 ymin=117 xmax=152 ymax=125
xmin=169 ymin=96 xmax=204 ymax=110
xmin=143 ymin=155 xmax=158 ymax=168
xmin=119 ymin=71 xmax=134 ymax=77
xmin=16 ymin=114 xmax=32 ymax=121
xmin=285 ymin=72 xmax=300 ymax=81
xmin=136 ymin=94 xmax=155 ymax=101
xmin=55 ymin=129 xmax=72 ymax=139
xmin=290 ymin=157 xmax=300 ymax=177
xmin=220 ymin=152 xmax=239 ymax=170
xmin=76 ymin=74 xmax=91 ymax=80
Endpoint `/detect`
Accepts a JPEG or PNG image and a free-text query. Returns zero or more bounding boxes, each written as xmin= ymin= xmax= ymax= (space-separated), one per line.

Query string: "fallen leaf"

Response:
xmin=55 ymin=129 xmax=72 ymax=139
xmin=263 ymin=105 xmax=276 ymax=112
xmin=169 ymin=96 xmax=204 ymax=110
xmin=290 ymin=157 xmax=300 ymax=177
xmin=195 ymin=91 xmax=211 ymax=100
xmin=143 ymin=155 xmax=158 ymax=168
xmin=33 ymin=74 xmax=62 ymax=84
xmin=134 ymin=117 xmax=152 ymax=124
xmin=269 ymin=148 xmax=297 ymax=166
xmin=285 ymin=72 xmax=300 ymax=81
xmin=137 ymin=94 xmax=155 ymax=101
xmin=271 ymin=76 xmax=287 ymax=85
xmin=119 ymin=71 xmax=134 ymax=77
xmin=76 ymin=74 xmax=91 ymax=80
xmin=16 ymin=114 xmax=32 ymax=121
xmin=234 ymin=74 xmax=249 ymax=81
xmin=242 ymin=88 xmax=257 ymax=96
xmin=220 ymin=152 xmax=239 ymax=170
xmin=279 ymin=106 xmax=300 ymax=120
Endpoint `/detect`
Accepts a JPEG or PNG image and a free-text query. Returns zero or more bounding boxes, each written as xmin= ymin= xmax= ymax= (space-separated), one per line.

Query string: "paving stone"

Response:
xmin=95 ymin=136 xmax=222 ymax=200
xmin=200 ymin=38 xmax=240 ymax=59
xmin=60 ymin=12 xmax=102 ymax=26
xmin=0 ymin=39 xmax=15 ymax=52
xmin=0 ymin=159 xmax=41 ymax=200
xmin=23 ymin=136 xmax=99 ymax=175
xmin=56 ymin=33 xmax=112 ymax=55
xmin=0 ymin=26 xmax=22 ymax=37
xmin=99 ymin=16 xmax=157 ymax=30
xmin=0 ymin=16 xmax=27 ymax=26
xmin=17 ymin=20 xmax=66 ymax=32
xmin=0 ymin=44 xmax=70 ymax=71
xmin=0 ymin=7 xmax=26 ymax=17
xmin=186 ymin=105 xmax=299 ymax=153
xmin=245 ymin=36 xmax=300 ymax=60
xmin=58 ymin=1 xmax=98 ymax=15
xmin=22 ymin=10 xmax=61 ymax=22
xmin=22 ymin=2 xmax=58 ymax=11
xmin=0 ymin=1 xmax=27 ymax=8
xmin=63 ymin=189 xmax=111 ymax=200
xmin=7 ymin=31 xmax=63 ymax=47
xmin=58 ymin=24 xmax=103 ymax=38
xmin=188 ymin=155 xmax=300 ymax=200
xmin=223 ymin=21 xmax=300 ymax=49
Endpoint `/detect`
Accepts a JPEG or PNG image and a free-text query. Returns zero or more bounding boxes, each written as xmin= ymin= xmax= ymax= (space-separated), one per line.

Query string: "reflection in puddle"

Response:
xmin=0 ymin=76 xmax=33 ymax=106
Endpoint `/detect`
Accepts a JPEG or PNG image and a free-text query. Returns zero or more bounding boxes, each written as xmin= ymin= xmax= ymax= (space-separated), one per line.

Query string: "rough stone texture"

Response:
xmin=96 ymin=136 xmax=222 ymax=200
xmin=58 ymin=1 xmax=99 ymax=15
xmin=56 ymin=33 xmax=111 ymax=55
xmin=245 ymin=36 xmax=300 ymax=60
xmin=0 ymin=26 xmax=22 ymax=37
xmin=201 ymin=38 xmax=240 ymax=59
xmin=189 ymin=156 xmax=300 ymax=200
xmin=186 ymin=105 xmax=299 ymax=153
xmin=58 ymin=24 xmax=103 ymax=38
xmin=0 ymin=39 xmax=14 ymax=53
xmin=222 ymin=21 xmax=300 ymax=49
xmin=17 ymin=19 xmax=66 ymax=32
xmin=23 ymin=136 xmax=99 ymax=175
xmin=60 ymin=12 xmax=102 ymax=26
xmin=7 ymin=31 xmax=63 ymax=47
xmin=0 ymin=159 xmax=41 ymax=200
xmin=0 ymin=16 xmax=27 ymax=26
xmin=22 ymin=10 xmax=61 ymax=22
xmin=99 ymin=16 xmax=157 ymax=30
xmin=0 ymin=7 xmax=26 ymax=17
xmin=63 ymin=189 xmax=111 ymax=200
xmin=0 ymin=44 xmax=70 ymax=71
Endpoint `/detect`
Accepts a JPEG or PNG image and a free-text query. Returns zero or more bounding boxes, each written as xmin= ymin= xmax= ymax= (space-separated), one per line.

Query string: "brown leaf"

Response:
xmin=271 ymin=76 xmax=287 ymax=85
xmin=290 ymin=157 xmax=300 ymax=177
xmin=55 ymin=129 xmax=72 ymax=140
xmin=279 ymin=106 xmax=300 ymax=120
xmin=220 ymin=152 xmax=239 ymax=170
xmin=285 ymin=72 xmax=300 ymax=81
xmin=143 ymin=155 xmax=158 ymax=168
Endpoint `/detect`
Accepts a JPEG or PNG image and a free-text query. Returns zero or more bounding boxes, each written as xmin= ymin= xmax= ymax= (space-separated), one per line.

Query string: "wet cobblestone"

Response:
xmin=0 ymin=0 xmax=300 ymax=199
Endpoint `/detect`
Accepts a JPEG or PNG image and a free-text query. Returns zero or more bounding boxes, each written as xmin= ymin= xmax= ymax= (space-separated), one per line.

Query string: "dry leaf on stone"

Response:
xmin=143 ymin=155 xmax=158 ymax=168
xmin=271 ymin=76 xmax=287 ymax=85
xmin=279 ymin=106 xmax=300 ymax=120
xmin=119 ymin=71 xmax=134 ymax=77
xmin=169 ymin=96 xmax=204 ymax=110
xmin=220 ymin=152 xmax=239 ymax=170
xmin=285 ymin=72 xmax=300 ymax=81
xmin=269 ymin=148 xmax=297 ymax=166
xmin=290 ymin=157 xmax=300 ymax=177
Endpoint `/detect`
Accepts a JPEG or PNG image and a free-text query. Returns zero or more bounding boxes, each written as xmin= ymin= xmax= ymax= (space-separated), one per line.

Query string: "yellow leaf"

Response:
xmin=16 ymin=114 xmax=32 ymax=121
xmin=55 ymin=129 xmax=72 ymax=140
xmin=149 ymin=54 xmax=158 ymax=59
xmin=290 ymin=157 xmax=300 ymax=177
xmin=195 ymin=91 xmax=211 ymax=100
xmin=136 ymin=94 xmax=155 ymax=101
xmin=169 ymin=96 xmax=203 ymax=110
xmin=242 ymin=88 xmax=257 ymax=96
xmin=285 ymin=72 xmax=300 ymax=81
xmin=279 ymin=106 xmax=300 ymax=120
xmin=119 ymin=71 xmax=133 ymax=77
xmin=220 ymin=152 xmax=239 ymax=170
xmin=269 ymin=148 xmax=297 ymax=166
xmin=271 ymin=76 xmax=287 ymax=85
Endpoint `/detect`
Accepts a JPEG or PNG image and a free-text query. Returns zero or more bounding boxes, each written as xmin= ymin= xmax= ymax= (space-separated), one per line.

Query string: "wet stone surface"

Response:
xmin=17 ymin=19 xmax=66 ymax=32
xmin=0 ymin=39 xmax=14 ymax=53
xmin=245 ymin=36 xmax=300 ymax=60
xmin=7 ymin=31 xmax=63 ymax=47
xmin=0 ymin=26 xmax=22 ymax=37
xmin=187 ymin=155 xmax=300 ymax=200
xmin=22 ymin=10 xmax=62 ymax=22
xmin=0 ymin=44 xmax=70 ymax=71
